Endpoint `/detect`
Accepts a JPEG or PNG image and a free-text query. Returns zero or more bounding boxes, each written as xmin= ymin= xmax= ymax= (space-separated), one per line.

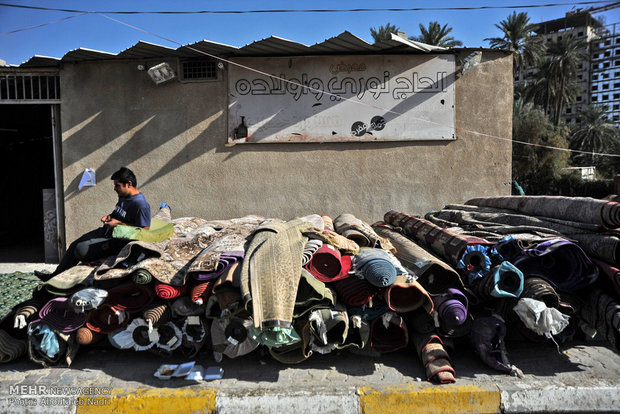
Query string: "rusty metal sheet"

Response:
xmin=227 ymin=55 xmax=456 ymax=144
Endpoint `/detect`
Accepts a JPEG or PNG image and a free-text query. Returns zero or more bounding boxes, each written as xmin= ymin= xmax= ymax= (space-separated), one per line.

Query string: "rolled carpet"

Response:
xmin=580 ymin=288 xmax=620 ymax=351
xmin=142 ymin=302 xmax=172 ymax=326
xmin=305 ymin=244 xmax=351 ymax=283
xmin=69 ymin=288 xmax=108 ymax=313
xmin=190 ymin=280 xmax=215 ymax=305
xmin=269 ymin=318 xmax=313 ymax=364
xmin=86 ymin=304 xmax=129 ymax=334
xmin=322 ymin=215 xmax=334 ymax=231
xmin=38 ymin=298 xmax=87 ymax=333
xmin=106 ymin=283 xmax=155 ymax=314
xmin=433 ymin=288 xmax=468 ymax=330
xmin=170 ymin=296 xmax=205 ymax=317
xmin=521 ymin=277 xmax=560 ymax=309
xmin=131 ymin=268 xmax=153 ymax=285
xmin=383 ymin=210 xmax=492 ymax=267
xmin=592 ymin=258 xmax=620 ymax=298
xmin=15 ymin=299 xmax=43 ymax=320
xmin=369 ymin=312 xmax=408 ymax=353
xmin=384 ymin=275 xmax=433 ymax=314
xmin=403 ymin=308 xmax=436 ymax=334
xmin=513 ymin=238 xmax=599 ymax=292
xmin=301 ymin=239 xmax=323 ymax=266
xmin=466 ymin=195 xmax=620 ymax=229
xmin=331 ymin=276 xmax=379 ymax=307
xmin=192 ymin=250 xmax=245 ymax=281
xmin=154 ymin=282 xmax=188 ymax=300
xmin=294 ymin=269 xmax=336 ymax=318
xmin=372 ymin=223 xmax=465 ymax=293
xmin=333 ymin=213 xmax=394 ymax=251
xmin=0 ymin=329 xmax=27 ymax=363
xmin=155 ymin=322 xmax=183 ymax=352
xmin=75 ymin=327 xmax=105 ymax=345
xmin=109 ymin=318 xmax=159 ymax=351
xmin=457 ymin=245 xmax=492 ymax=285
xmin=211 ymin=317 xmax=260 ymax=359
xmin=213 ymin=261 xmax=243 ymax=310
xmin=412 ymin=333 xmax=456 ymax=384
xmin=308 ymin=307 xmax=349 ymax=352
xmin=352 ymin=248 xmax=397 ymax=288
xmin=470 ymin=261 xmax=524 ymax=301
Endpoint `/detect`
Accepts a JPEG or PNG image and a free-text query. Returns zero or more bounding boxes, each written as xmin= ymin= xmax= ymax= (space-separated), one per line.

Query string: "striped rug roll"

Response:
xmin=75 ymin=327 xmax=105 ymax=345
xmin=332 ymin=276 xmax=380 ymax=307
xmin=15 ymin=299 xmax=42 ymax=320
xmin=322 ymin=215 xmax=334 ymax=231
xmin=521 ymin=277 xmax=560 ymax=309
xmin=154 ymin=282 xmax=188 ymax=300
xmin=190 ymin=280 xmax=215 ymax=305
xmin=142 ymin=302 xmax=172 ymax=326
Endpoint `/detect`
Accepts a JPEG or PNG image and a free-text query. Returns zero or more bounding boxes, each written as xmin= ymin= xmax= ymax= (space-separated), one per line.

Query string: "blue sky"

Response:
xmin=0 ymin=1 xmax=618 ymax=65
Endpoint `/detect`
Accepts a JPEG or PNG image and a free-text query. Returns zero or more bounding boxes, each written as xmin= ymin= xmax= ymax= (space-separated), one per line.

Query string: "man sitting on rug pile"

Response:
xmin=34 ymin=167 xmax=151 ymax=281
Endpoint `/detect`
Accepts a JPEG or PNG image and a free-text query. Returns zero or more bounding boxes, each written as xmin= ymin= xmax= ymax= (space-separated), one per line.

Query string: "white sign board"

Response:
xmin=228 ymin=55 xmax=455 ymax=143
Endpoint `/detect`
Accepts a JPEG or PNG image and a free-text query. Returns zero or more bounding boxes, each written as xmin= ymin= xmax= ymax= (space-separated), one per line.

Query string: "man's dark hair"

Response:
xmin=111 ymin=167 xmax=138 ymax=188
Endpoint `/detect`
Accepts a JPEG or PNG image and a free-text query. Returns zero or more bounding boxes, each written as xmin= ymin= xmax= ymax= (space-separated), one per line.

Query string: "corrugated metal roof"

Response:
xmin=178 ymin=40 xmax=238 ymax=58
xmin=62 ymin=48 xmax=117 ymax=62
xmin=20 ymin=55 xmax=61 ymax=68
xmin=309 ymin=31 xmax=380 ymax=53
xmin=117 ymin=41 xmax=177 ymax=58
xmin=17 ymin=31 xmax=463 ymax=68
xmin=235 ymin=36 xmax=310 ymax=56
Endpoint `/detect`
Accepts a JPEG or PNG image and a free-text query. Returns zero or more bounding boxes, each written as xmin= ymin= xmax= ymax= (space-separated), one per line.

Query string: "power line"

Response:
xmin=99 ymin=13 xmax=620 ymax=158
xmin=0 ymin=13 xmax=87 ymax=36
xmin=0 ymin=1 xmax=616 ymax=15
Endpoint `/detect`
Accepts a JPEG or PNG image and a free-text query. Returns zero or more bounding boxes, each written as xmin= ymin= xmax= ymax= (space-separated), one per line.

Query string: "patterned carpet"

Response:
xmin=0 ymin=272 xmax=40 ymax=318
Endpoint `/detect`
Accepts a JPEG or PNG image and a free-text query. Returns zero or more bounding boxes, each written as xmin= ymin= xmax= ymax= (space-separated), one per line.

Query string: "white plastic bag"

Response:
xmin=513 ymin=297 xmax=570 ymax=338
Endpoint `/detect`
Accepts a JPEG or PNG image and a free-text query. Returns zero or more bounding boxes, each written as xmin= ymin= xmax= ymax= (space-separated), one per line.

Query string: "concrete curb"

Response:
xmin=3 ymin=385 xmax=502 ymax=414
xmin=1 ymin=382 xmax=620 ymax=413
xmin=7 ymin=381 xmax=618 ymax=414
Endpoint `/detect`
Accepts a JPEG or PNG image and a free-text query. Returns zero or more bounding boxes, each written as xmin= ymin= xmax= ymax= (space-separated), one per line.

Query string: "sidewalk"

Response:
xmin=1 ymin=264 xmax=620 ymax=413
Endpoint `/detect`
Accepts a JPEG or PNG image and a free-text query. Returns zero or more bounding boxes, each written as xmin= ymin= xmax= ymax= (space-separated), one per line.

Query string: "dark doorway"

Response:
xmin=0 ymin=104 xmax=55 ymax=262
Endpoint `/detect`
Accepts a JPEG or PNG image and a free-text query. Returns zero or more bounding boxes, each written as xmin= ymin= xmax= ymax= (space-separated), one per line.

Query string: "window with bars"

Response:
xmin=180 ymin=60 xmax=217 ymax=81
xmin=0 ymin=74 xmax=60 ymax=101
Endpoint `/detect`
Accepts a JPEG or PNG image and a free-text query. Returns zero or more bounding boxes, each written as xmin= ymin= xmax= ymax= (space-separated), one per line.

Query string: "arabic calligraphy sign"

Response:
xmin=227 ymin=55 xmax=455 ymax=143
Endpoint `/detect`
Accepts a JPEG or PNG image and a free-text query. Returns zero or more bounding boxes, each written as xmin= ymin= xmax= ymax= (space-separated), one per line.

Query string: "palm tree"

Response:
xmin=485 ymin=11 xmax=545 ymax=77
xmin=370 ymin=23 xmax=399 ymax=43
xmin=569 ymin=104 xmax=620 ymax=176
xmin=524 ymin=58 xmax=576 ymax=120
xmin=545 ymin=35 xmax=587 ymax=125
xmin=410 ymin=21 xmax=462 ymax=47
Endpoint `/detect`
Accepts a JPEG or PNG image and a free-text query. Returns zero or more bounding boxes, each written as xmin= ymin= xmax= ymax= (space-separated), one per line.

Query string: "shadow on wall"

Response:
xmin=62 ymin=51 xmax=508 ymax=198
xmin=63 ymin=104 xmax=225 ymax=200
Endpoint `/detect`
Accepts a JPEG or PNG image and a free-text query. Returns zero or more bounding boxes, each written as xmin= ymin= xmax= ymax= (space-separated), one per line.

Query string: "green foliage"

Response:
xmin=370 ymin=23 xmax=399 ymax=43
xmin=410 ymin=21 xmax=462 ymax=47
xmin=512 ymin=100 xmax=571 ymax=193
xmin=515 ymin=172 xmax=614 ymax=197
xmin=569 ymin=104 xmax=620 ymax=178
xmin=485 ymin=11 xmax=545 ymax=75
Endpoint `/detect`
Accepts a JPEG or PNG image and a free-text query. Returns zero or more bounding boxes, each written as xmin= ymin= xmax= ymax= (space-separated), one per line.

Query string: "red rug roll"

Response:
xmin=154 ymin=282 xmax=188 ymax=300
xmin=191 ymin=280 xmax=215 ymax=304
xmin=332 ymin=276 xmax=380 ymax=307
